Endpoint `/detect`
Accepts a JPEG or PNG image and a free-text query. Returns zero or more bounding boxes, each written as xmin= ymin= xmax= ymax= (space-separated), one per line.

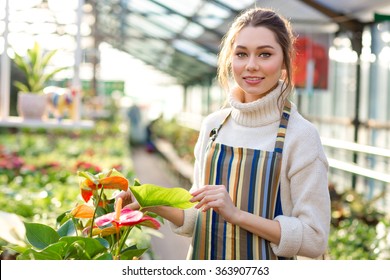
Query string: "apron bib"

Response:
xmin=191 ymin=100 xmax=291 ymax=260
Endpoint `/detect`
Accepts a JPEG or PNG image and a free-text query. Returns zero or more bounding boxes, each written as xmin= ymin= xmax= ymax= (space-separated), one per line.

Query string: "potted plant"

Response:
xmin=12 ymin=42 xmax=68 ymax=120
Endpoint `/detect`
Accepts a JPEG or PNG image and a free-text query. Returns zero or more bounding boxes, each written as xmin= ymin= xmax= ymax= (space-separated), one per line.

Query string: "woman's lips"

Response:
xmin=243 ymin=76 xmax=263 ymax=85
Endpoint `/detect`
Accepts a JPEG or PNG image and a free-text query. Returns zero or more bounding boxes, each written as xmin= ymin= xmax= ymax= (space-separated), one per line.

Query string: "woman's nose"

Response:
xmin=246 ymin=56 xmax=259 ymax=71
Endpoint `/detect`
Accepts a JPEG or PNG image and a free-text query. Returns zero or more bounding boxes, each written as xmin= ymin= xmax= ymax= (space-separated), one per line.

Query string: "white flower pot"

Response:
xmin=17 ymin=92 xmax=48 ymax=120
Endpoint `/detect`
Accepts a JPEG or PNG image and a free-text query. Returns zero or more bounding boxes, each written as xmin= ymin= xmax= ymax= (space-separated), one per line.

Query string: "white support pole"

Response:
xmin=72 ymin=0 xmax=84 ymax=121
xmin=0 ymin=0 xmax=10 ymax=120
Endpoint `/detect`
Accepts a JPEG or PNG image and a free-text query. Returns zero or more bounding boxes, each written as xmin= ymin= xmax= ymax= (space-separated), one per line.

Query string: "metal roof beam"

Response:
xmin=298 ymin=0 xmax=365 ymax=33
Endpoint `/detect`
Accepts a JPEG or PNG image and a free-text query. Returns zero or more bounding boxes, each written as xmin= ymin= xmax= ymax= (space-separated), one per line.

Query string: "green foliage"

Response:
xmin=25 ymin=223 xmax=60 ymax=250
xmin=328 ymin=185 xmax=390 ymax=259
xmin=12 ymin=42 xmax=68 ymax=94
xmin=130 ymin=184 xmax=196 ymax=209
xmin=151 ymin=118 xmax=198 ymax=163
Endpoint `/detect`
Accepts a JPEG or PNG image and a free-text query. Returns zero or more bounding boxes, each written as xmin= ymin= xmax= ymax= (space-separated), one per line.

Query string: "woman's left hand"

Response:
xmin=190 ymin=185 xmax=241 ymax=224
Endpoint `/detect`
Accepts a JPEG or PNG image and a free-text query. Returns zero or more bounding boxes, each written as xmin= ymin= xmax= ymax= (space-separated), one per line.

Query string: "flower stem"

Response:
xmin=90 ymin=185 xmax=104 ymax=238
xmin=116 ymin=226 xmax=132 ymax=259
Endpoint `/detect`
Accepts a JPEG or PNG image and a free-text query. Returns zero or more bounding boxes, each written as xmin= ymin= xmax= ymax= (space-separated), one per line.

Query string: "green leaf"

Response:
xmin=60 ymin=236 xmax=107 ymax=260
xmin=17 ymin=242 xmax=66 ymax=260
xmin=95 ymin=237 xmax=110 ymax=249
xmin=57 ymin=219 xmax=77 ymax=237
xmin=120 ymin=246 xmax=148 ymax=260
xmin=94 ymin=253 xmax=113 ymax=260
xmin=13 ymin=81 xmax=30 ymax=92
xmin=56 ymin=210 xmax=71 ymax=225
xmin=64 ymin=239 xmax=90 ymax=260
xmin=130 ymin=184 xmax=196 ymax=209
xmin=133 ymin=178 xmax=141 ymax=186
xmin=24 ymin=222 xmax=60 ymax=250
xmin=77 ymin=171 xmax=99 ymax=185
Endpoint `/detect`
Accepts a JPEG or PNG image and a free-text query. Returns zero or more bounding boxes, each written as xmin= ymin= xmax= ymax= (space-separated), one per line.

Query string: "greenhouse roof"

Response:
xmin=3 ymin=0 xmax=390 ymax=86
xmin=86 ymin=0 xmax=390 ymax=85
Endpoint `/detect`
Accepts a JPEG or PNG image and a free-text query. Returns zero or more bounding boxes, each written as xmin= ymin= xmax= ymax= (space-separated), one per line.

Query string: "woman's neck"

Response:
xmin=228 ymin=81 xmax=284 ymax=127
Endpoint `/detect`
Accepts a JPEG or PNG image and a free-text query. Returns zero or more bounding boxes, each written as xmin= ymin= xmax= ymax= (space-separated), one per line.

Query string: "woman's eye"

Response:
xmin=259 ymin=52 xmax=271 ymax=58
xmin=236 ymin=52 xmax=247 ymax=58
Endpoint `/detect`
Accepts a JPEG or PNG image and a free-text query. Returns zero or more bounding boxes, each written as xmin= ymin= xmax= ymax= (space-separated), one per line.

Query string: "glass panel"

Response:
xmin=148 ymin=13 xmax=187 ymax=33
xmin=182 ymin=22 xmax=204 ymax=38
xmin=154 ymin=0 xmax=203 ymax=16
xmin=127 ymin=0 xmax=166 ymax=14
xmin=172 ymin=39 xmax=207 ymax=57
xmin=126 ymin=14 xmax=174 ymax=39
xmin=198 ymin=52 xmax=217 ymax=66
xmin=197 ymin=2 xmax=230 ymax=28
xmin=220 ymin=0 xmax=255 ymax=11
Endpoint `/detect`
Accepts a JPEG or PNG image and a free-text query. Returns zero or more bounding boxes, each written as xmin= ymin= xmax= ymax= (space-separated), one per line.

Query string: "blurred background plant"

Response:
xmin=328 ymin=184 xmax=390 ymax=259
xmin=0 ymin=116 xmax=157 ymax=259
xmin=151 ymin=118 xmax=198 ymax=164
xmin=0 ymin=120 xmax=133 ymax=227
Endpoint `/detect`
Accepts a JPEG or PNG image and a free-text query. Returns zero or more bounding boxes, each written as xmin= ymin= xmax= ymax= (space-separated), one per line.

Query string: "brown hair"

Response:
xmin=217 ymin=8 xmax=296 ymax=104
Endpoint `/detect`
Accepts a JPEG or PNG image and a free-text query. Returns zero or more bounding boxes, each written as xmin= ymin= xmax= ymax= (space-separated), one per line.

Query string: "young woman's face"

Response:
xmin=231 ymin=26 xmax=284 ymax=102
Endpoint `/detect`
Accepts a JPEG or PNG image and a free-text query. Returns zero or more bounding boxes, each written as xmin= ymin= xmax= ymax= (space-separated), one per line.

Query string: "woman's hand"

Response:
xmin=190 ymin=185 xmax=241 ymax=224
xmin=114 ymin=190 xmax=140 ymax=210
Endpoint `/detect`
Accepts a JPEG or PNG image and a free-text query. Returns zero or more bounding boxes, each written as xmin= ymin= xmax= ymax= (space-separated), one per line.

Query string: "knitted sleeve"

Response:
xmin=270 ymin=116 xmax=330 ymax=258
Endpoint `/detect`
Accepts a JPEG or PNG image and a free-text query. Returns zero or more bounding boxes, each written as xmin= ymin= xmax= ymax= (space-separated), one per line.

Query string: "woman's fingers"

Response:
xmin=115 ymin=190 xmax=136 ymax=208
xmin=190 ymin=185 xmax=224 ymax=201
xmin=123 ymin=201 xmax=140 ymax=210
xmin=190 ymin=185 xmax=227 ymax=211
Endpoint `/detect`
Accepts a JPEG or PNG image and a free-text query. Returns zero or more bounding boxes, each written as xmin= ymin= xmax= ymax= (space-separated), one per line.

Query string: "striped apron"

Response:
xmin=191 ymin=100 xmax=291 ymax=260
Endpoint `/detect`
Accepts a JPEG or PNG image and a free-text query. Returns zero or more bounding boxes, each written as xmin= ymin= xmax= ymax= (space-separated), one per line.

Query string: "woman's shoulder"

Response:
xmin=201 ymin=108 xmax=231 ymax=131
xmin=288 ymin=104 xmax=320 ymax=138
xmin=286 ymin=104 xmax=328 ymax=164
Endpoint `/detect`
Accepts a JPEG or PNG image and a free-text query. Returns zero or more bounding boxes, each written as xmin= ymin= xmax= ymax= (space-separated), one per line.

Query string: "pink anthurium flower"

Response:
xmin=95 ymin=198 xmax=160 ymax=230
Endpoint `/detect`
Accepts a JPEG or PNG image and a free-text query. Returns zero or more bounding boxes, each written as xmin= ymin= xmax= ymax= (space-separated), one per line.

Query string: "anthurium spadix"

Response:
xmin=78 ymin=168 xmax=128 ymax=203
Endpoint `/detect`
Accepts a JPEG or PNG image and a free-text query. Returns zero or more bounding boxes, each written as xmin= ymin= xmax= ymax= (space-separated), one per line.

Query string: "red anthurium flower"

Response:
xmin=78 ymin=168 xmax=129 ymax=202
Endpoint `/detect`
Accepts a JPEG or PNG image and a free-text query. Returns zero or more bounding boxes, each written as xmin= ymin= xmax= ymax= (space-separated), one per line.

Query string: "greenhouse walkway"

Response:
xmin=130 ymin=146 xmax=191 ymax=260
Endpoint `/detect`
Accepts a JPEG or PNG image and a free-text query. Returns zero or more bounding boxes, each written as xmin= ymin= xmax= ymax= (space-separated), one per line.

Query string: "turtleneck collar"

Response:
xmin=228 ymin=81 xmax=284 ymax=127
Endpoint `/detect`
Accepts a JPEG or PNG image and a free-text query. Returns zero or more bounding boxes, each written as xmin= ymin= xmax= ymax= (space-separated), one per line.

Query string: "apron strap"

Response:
xmin=274 ymin=99 xmax=292 ymax=153
xmin=209 ymin=111 xmax=231 ymax=141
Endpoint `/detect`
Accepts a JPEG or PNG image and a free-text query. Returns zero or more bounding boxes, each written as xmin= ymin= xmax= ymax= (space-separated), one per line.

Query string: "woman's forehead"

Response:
xmin=234 ymin=26 xmax=279 ymax=48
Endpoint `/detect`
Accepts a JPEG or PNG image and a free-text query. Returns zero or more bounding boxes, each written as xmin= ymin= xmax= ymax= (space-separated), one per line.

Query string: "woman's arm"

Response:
xmin=144 ymin=206 xmax=184 ymax=227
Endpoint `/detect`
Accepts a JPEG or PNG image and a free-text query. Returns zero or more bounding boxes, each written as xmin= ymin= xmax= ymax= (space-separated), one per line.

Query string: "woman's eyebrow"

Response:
xmin=235 ymin=45 xmax=275 ymax=50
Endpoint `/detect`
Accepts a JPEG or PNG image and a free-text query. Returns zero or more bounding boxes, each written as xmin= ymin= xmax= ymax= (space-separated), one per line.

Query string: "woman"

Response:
xmin=120 ymin=7 xmax=330 ymax=260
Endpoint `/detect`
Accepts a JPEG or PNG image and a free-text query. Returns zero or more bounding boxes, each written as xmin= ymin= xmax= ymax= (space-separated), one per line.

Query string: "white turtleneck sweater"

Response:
xmin=171 ymin=83 xmax=331 ymax=259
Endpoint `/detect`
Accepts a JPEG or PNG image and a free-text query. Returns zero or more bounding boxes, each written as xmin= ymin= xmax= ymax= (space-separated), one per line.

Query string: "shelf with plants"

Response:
xmin=151 ymin=117 xmax=198 ymax=164
xmin=0 ymin=120 xmax=133 ymax=226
